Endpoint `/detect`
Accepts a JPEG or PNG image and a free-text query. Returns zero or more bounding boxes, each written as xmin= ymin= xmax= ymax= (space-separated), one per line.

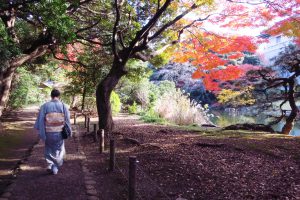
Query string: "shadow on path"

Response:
xmin=8 ymin=135 xmax=87 ymax=200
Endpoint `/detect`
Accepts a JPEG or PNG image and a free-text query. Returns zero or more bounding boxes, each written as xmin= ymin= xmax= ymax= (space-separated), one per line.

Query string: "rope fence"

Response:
xmin=113 ymin=153 xmax=172 ymax=200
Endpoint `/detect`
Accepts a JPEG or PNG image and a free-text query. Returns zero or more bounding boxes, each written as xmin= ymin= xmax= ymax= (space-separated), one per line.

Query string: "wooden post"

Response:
xmin=109 ymin=139 xmax=115 ymax=171
xmin=94 ymin=124 xmax=98 ymax=142
xmin=99 ymin=129 xmax=104 ymax=153
xmin=129 ymin=156 xmax=137 ymax=200
xmin=87 ymin=117 xmax=90 ymax=132
xmin=73 ymin=113 xmax=76 ymax=125
xmin=84 ymin=115 xmax=87 ymax=128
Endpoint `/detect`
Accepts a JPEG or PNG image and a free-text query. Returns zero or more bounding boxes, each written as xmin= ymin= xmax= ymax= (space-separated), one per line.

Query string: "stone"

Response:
xmin=87 ymin=196 xmax=99 ymax=200
xmin=86 ymin=189 xmax=97 ymax=196
xmin=84 ymin=176 xmax=93 ymax=181
xmin=5 ymin=186 xmax=14 ymax=192
xmin=85 ymin=172 xmax=93 ymax=176
xmin=85 ymin=180 xmax=96 ymax=185
xmin=1 ymin=192 xmax=11 ymax=198
xmin=85 ymin=185 xmax=95 ymax=190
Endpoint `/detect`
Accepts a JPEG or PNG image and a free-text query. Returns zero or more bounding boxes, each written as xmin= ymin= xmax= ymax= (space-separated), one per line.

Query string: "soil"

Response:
xmin=1 ymin=110 xmax=300 ymax=200
xmin=81 ymin=114 xmax=300 ymax=200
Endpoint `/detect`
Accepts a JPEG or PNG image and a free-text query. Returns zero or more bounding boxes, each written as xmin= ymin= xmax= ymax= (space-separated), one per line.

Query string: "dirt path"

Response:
xmin=81 ymin=114 xmax=300 ymax=200
xmin=0 ymin=108 xmax=92 ymax=200
xmin=5 ymin=127 xmax=87 ymax=200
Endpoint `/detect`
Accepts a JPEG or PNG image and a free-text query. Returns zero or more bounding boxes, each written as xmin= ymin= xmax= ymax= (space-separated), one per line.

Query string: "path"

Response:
xmin=2 ymin=128 xmax=88 ymax=200
xmin=0 ymin=108 xmax=98 ymax=200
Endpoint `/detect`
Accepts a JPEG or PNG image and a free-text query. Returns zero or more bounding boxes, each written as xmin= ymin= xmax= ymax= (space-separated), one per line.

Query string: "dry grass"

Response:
xmin=154 ymin=89 xmax=211 ymax=125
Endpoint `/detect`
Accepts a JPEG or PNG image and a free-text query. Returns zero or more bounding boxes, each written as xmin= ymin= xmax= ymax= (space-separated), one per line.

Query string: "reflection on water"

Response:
xmin=211 ymin=109 xmax=300 ymax=136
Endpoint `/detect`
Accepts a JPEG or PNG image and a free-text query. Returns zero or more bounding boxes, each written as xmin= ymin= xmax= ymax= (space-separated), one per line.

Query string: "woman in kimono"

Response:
xmin=34 ymin=89 xmax=71 ymax=175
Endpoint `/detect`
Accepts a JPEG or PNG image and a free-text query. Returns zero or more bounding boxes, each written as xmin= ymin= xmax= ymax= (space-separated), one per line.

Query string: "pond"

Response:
xmin=210 ymin=108 xmax=300 ymax=136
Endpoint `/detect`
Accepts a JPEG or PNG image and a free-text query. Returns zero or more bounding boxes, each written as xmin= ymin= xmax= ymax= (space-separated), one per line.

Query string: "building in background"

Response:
xmin=257 ymin=34 xmax=295 ymax=66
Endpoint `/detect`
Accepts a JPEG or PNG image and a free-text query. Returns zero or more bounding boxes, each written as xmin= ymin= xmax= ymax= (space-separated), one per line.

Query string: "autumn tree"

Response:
xmin=90 ymin=0 xmax=300 ymax=132
xmin=173 ymin=33 xmax=259 ymax=91
xmin=92 ymin=0 xmax=223 ymax=132
xmin=172 ymin=0 xmax=299 ymax=90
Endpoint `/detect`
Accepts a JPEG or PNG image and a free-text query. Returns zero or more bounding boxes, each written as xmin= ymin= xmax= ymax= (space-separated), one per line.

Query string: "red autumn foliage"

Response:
xmin=174 ymin=32 xmax=258 ymax=91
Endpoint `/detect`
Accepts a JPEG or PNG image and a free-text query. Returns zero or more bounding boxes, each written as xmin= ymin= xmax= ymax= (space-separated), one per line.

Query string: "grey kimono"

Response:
xmin=34 ymin=99 xmax=71 ymax=170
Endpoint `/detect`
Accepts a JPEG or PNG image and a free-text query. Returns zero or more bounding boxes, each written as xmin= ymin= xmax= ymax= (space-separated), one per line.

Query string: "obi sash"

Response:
xmin=45 ymin=112 xmax=65 ymax=132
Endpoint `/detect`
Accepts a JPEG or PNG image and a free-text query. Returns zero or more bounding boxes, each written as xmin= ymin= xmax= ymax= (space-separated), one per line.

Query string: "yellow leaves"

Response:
xmin=195 ymin=0 xmax=214 ymax=6
xmin=217 ymin=89 xmax=241 ymax=104
xmin=217 ymin=86 xmax=255 ymax=106
xmin=266 ymin=17 xmax=300 ymax=39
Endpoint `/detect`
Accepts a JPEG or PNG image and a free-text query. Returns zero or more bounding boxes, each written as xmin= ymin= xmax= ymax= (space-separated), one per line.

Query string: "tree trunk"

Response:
xmin=282 ymin=80 xmax=298 ymax=134
xmin=96 ymin=60 xmax=127 ymax=133
xmin=70 ymin=95 xmax=77 ymax=108
xmin=0 ymin=62 xmax=15 ymax=117
xmin=0 ymin=46 xmax=48 ymax=117
xmin=81 ymin=80 xmax=87 ymax=111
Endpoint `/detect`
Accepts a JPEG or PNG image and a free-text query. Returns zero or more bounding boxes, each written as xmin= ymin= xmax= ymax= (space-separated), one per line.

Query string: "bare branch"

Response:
xmin=225 ymin=0 xmax=265 ymax=5
xmin=50 ymin=48 xmax=88 ymax=68
xmin=112 ymin=0 xmax=121 ymax=60
xmin=76 ymin=35 xmax=111 ymax=46
xmin=76 ymin=19 xmax=101 ymax=34
xmin=149 ymin=3 xmax=198 ymax=41
xmin=130 ymin=52 xmax=150 ymax=62
xmin=128 ymin=0 xmax=172 ymax=51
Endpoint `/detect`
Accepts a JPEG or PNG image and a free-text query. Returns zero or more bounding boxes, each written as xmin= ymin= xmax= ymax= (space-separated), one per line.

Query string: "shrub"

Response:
xmin=128 ymin=101 xmax=138 ymax=114
xmin=140 ymin=106 xmax=166 ymax=124
xmin=110 ymin=91 xmax=121 ymax=116
xmin=78 ymin=91 xmax=121 ymax=115
xmin=8 ymin=67 xmax=41 ymax=109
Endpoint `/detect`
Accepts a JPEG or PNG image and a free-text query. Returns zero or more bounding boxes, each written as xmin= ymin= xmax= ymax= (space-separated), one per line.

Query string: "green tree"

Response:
xmin=0 ymin=0 xmax=94 ymax=116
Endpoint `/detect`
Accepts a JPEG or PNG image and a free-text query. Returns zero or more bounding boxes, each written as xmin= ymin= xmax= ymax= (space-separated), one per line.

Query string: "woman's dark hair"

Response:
xmin=51 ymin=89 xmax=60 ymax=98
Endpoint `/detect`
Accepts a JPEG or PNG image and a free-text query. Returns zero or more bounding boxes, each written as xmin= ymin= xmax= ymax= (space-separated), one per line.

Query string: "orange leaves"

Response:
xmin=199 ymin=65 xmax=244 ymax=91
xmin=260 ymin=9 xmax=276 ymax=21
xmin=192 ymin=64 xmax=259 ymax=91
xmin=173 ymin=31 xmax=260 ymax=92
xmin=228 ymin=52 xmax=243 ymax=59
xmin=55 ymin=43 xmax=85 ymax=71
xmin=230 ymin=36 xmax=257 ymax=53
xmin=192 ymin=53 xmax=227 ymax=69
xmin=192 ymin=69 xmax=206 ymax=79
